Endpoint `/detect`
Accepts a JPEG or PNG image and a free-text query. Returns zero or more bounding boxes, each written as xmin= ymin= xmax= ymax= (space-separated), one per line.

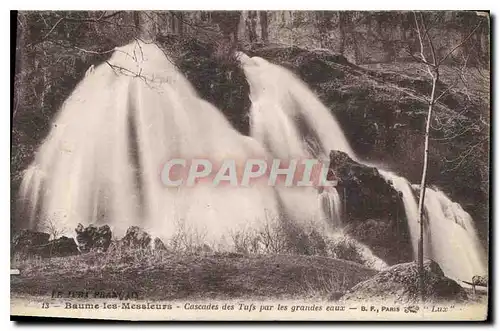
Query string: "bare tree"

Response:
xmin=410 ymin=11 xmax=484 ymax=301
xmin=40 ymin=214 xmax=66 ymax=240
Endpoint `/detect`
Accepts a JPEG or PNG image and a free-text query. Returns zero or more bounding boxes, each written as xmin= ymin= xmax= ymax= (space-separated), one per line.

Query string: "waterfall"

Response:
xmin=239 ymin=52 xmax=347 ymax=232
xmin=378 ymin=171 xmax=420 ymax=255
xmin=239 ymin=52 xmax=486 ymax=280
xmin=19 ymin=41 xmax=280 ymax=248
xmin=423 ymin=188 xmax=487 ymax=281
xmin=382 ymin=170 xmax=487 ymax=281
xmin=320 ymin=189 xmax=342 ymax=229
xmin=238 ymin=52 xmax=355 ymax=159
xmin=18 ymin=41 xmax=486 ymax=278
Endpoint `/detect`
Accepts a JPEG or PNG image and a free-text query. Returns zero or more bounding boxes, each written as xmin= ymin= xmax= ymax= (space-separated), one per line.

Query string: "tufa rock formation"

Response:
xmin=12 ymin=229 xmax=79 ymax=258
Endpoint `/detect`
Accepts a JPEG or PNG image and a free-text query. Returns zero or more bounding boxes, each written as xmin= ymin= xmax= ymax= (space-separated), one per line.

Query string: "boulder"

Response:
xmin=340 ymin=260 xmax=468 ymax=304
xmin=329 ymin=150 xmax=402 ymax=220
xmin=108 ymin=227 xmax=168 ymax=252
xmin=472 ymin=275 xmax=488 ymax=287
xmin=327 ymin=150 xmax=413 ymax=264
xmin=75 ymin=223 xmax=112 ymax=253
xmin=28 ymin=236 xmax=79 ymax=258
xmin=153 ymin=237 xmax=167 ymax=251
xmin=120 ymin=226 xmax=152 ymax=249
xmin=12 ymin=229 xmax=50 ymax=255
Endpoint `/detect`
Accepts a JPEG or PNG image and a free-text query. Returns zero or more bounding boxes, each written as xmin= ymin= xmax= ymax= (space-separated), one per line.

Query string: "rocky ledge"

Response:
xmin=340 ymin=259 xmax=468 ymax=304
xmin=328 ymin=150 xmax=413 ymax=265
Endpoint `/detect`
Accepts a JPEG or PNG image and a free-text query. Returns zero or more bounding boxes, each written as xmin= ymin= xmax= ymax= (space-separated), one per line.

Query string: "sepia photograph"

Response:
xmin=10 ymin=9 xmax=490 ymax=321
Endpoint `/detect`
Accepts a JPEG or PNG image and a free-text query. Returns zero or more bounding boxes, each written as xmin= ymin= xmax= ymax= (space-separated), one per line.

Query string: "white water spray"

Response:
xmin=19 ymin=41 xmax=280 ymax=248
xmin=239 ymin=53 xmax=350 ymax=230
xmin=239 ymin=53 xmax=391 ymax=267
xmin=320 ymin=190 xmax=342 ymax=229
xmin=18 ymin=41 xmax=486 ymax=278
xmin=239 ymin=52 xmax=486 ymax=280
xmin=379 ymin=170 xmax=487 ymax=281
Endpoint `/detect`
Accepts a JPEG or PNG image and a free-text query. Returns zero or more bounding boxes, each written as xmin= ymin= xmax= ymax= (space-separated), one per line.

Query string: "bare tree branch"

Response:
xmin=434 ymin=81 xmax=458 ymax=103
xmin=419 ymin=13 xmax=437 ymax=66
xmin=438 ymin=21 xmax=482 ymax=66
xmin=45 ymin=40 xmax=116 ymax=55
xmin=413 ymin=11 xmax=435 ymax=80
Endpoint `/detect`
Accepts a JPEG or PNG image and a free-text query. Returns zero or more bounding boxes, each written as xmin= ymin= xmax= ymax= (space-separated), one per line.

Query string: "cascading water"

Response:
xmin=18 ymin=40 xmax=486 ymax=278
xmin=238 ymin=52 xmax=486 ymax=280
xmin=320 ymin=189 xmax=342 ymax=229
xmin=423 ymin=187 xmax=486 ymax=281
xmin=239 ymin=53 xmax=388 ymax=269
xmin=380 ymin=169 xmax=487 ymax=281
xmin=238 ymin=52 xmax=350 ymax=231
xmin=19 ymin=41 xmax=280 ymax=248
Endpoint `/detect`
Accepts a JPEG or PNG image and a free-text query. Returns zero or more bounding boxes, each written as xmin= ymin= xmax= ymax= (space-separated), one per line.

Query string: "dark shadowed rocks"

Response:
xmin=120 ymin=226 xmax=152 ymax=249
xmin=75 ymin=223 xmax=112 ymax=253
xmin=114 ymin=226 xmax=166 ymax=251
xmin=329 ymin=150 xmax=402 ymax=221
xmin=27 ymin=236 xmax=79 ymax=258
xmin=472 ymin=275 xmax=488 ymax=287
xmin=340 ymin=260 xmax=467 ymax=304
xmin=328 ymin=150 xmax=413 ymax=264
xmin=12 ymin=229 xmax=50 ymax=255
xmin=153 ymin=237 xmax=167 ymax=251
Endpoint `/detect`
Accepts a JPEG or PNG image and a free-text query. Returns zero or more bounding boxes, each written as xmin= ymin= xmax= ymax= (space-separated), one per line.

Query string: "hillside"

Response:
xmin=11 ymin=251 xmax=376 ymax=301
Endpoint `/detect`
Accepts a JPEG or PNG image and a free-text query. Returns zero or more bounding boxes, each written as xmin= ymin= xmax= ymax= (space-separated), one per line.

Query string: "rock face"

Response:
xmin=329 ymin=150 xmax=401 ymax=220
xmin=340 ymin=260 xmax=468 ymax=303
xmin=75 ymin=223 xmax=112 ymax=253
xmin=328 ymin=150 xmax=413 ymax=264
xmin=12 ymin=230 xmax=50 ymax=255
xmin=27 ymin=236 xmax=79 ymax=258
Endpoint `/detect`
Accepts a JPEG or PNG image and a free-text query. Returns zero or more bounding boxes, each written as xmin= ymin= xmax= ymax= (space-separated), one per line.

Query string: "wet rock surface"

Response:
xmin=250 ymin=45 xmax=488 ymax=246
xmin=328 ymin=150 xmax=413 ymax=265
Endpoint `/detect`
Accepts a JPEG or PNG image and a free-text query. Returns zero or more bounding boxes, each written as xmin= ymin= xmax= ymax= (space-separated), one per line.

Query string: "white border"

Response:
xmin=2 ymin=2 xmax=497 ymax=330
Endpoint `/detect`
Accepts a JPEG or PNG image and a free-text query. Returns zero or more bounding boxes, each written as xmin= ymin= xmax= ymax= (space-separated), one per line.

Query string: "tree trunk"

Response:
xmin=259 ymin=11 xmax=269 ymax=43
xmin=246 ymin=11 xmax=258 ymax=43
xmin=134 ymin=11 xmax=155 ymax=41
xmin=417 ymin=71 xmax=439 ymax=302
xmin=338 ymin=12 xmax=346 ymax=55
xmin=177 ymin=12 xmax=184 ymax=36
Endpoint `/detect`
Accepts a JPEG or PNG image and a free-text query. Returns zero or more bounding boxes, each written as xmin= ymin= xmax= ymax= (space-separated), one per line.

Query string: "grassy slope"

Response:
xmin=11 ymin=251 xmax=376 ymax=301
